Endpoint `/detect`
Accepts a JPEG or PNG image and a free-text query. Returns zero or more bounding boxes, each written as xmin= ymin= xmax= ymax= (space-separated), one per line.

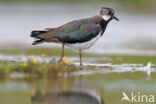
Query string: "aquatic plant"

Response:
xmin=0 ymin=60 xmax=77 ymax=78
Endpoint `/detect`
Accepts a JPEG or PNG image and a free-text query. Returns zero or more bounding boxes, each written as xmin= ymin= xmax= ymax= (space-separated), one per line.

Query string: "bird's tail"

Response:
xmin=30 ymin=30 xmax=48 ymax=45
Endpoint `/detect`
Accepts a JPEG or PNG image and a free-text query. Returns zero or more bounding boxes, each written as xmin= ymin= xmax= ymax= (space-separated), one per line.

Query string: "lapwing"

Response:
xmin=30 ymin=7 xmax=119 ymax=66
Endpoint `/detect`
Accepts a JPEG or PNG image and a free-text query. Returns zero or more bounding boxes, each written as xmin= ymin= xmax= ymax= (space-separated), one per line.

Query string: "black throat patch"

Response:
xmin=100 ymin=19 xmax=108 ymax=36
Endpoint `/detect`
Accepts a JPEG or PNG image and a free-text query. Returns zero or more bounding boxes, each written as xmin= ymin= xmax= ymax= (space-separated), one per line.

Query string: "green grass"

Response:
xmin=0 ymin=47 xmax=102 ymax=57
xmin=97 ymin=55 xmax=156 ymax=65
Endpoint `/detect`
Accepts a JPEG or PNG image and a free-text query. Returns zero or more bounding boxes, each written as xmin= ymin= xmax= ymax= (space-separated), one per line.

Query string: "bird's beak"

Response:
xmin=113 ymin=16 xmax=119 ymax=21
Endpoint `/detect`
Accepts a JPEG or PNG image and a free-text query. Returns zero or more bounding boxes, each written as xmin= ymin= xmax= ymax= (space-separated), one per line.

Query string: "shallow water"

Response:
xmin=1 ymin=72 xmax=156 ymax=104
xmin=0 ymin=54 xmax=156 ymax=104
xmin=0 ymin=3 xmax=156 ymax=104
xmin=0 ymin=54 xmax=156 ymax=75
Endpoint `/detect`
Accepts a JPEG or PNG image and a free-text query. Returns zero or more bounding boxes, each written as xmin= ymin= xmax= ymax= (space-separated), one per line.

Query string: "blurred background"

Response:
xmin=0 ymin=1 xmax=156 ymax=104
xmin=0 ymin=0 xmax=156 ymax=54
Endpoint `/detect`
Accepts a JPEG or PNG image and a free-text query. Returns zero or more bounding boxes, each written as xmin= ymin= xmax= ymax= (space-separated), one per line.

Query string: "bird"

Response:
xmin=30 ymin=7 xmax=119 ymax=66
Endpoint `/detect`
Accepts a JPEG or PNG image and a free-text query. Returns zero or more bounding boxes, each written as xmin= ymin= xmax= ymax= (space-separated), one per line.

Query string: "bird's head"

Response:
xmin=97 ymin=7 xmax=119 ymax=22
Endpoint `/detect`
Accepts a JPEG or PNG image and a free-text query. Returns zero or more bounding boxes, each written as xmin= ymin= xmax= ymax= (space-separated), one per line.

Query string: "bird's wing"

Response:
xmin=33 ymin=21 xmax=82 ymax=40
xmin=56 ymin=23 xmax=101 ymax=43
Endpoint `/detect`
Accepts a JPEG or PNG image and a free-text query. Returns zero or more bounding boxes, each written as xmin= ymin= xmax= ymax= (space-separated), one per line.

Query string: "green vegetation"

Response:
xmin=0 ymin=61 xmax=77 ymax=77
xmin=0 ymin=0 xmax=155 ymax=8
xmin=0 ymin=47 xmax=101 ymax=57
xmin=0 ymin=0 xmax=148 ymax=3
xmin=0 ymin=0 xmax=155 ymax=14
xmin=96 ymin=55 xmax=156 ymax=65
xmin=0 ymin=48 xmax=156 ymax=77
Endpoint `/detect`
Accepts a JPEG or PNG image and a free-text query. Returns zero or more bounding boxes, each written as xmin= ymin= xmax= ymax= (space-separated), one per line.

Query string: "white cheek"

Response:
xmin=102 ymin=15 xmax=111 ymax=21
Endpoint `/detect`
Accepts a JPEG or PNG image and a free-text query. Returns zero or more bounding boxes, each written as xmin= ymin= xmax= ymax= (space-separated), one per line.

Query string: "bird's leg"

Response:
xmin=58 ymin=43 xmax=64 ymax=63
xmin=79 ymin=50 xmax=82 ymax=66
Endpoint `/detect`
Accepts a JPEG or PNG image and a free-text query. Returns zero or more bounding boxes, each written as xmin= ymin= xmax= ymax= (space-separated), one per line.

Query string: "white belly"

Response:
xmin=66 ymin=34 xmax=101 ymax=51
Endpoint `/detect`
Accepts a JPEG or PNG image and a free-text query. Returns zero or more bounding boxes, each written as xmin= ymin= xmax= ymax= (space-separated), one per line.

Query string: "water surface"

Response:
xmin=0 ymin=72 xmax=156 ymax=104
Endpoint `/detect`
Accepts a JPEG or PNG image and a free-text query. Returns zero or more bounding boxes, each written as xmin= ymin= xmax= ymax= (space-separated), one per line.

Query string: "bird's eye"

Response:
xmin=108 ymin=11 xmax=112 ymax=15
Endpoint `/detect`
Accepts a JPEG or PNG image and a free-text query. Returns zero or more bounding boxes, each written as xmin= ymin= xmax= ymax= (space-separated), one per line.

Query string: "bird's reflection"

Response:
xmin=31 ymin=75 xmax=104 ymax=104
